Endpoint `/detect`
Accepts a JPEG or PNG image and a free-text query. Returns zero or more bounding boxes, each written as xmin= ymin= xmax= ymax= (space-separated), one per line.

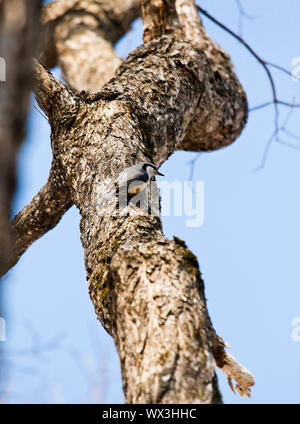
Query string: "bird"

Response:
xmin=115 ymin=162 xmax=164 ymax=198
xmin=100 ymin=162 xmax=164 ymax=210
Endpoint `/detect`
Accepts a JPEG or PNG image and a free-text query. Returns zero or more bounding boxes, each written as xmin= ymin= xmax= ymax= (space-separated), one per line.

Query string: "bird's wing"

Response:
xmin=115 ymin=169 xmax=148 ymax=189
xmin=100 ymin=168 xmax=148 ymax=206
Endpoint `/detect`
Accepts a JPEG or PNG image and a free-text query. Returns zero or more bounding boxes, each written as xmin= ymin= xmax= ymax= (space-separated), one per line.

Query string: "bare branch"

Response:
xmin=0 ymin=164 xmax=72 ymax=277
xmin=196 ymin=4 xmax=300 ymax=109
xmin=39 ymin=0 xmax=140 ymax=93
xmin=32 ymin=104 xmax=49 ymax=122
xmin=255 ymin=130 xmax=277 ymax=172
xmin=213 ymin=336 xmax=255 ymax=397
xmin=33 ymin=60 xmax=78 ymax=119
xmin=187 ymin=153 xmax=202 ymax=181
xmin=196 ymin=5 xmax=278 ymax=105
xmin=266 ymin=62 xmax=300 ymax=81
xmin=176 ymin=0 xmax=207 ymax=44
xmin=276 ymin=138 xmax=300 ymax=150
xmin=196 ymin=5 xmax=300 ymax=168
xmin=282 ymin=128 xmax=300 ymax=142
xmin=140 ymin=0 xmax=182 ymax=43
xmin=235 ymin=0 xmax=257 ymax=37
xmin=250 ymin=100 xmax=300 ymax=112
xmin=256 ymin=106 xmax=297 ymax=170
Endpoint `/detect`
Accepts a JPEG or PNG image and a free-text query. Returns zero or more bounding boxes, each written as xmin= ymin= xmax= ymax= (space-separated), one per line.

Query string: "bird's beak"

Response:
xmin=156 ymin=170 xmax=164 ymax=176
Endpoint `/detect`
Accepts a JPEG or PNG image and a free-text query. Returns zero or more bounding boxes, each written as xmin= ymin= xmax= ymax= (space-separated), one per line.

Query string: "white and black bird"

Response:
xmin=101 ymin=162 xmax=164 ymax=208
xmin=115 ymin=162 xmax=164 ymax=198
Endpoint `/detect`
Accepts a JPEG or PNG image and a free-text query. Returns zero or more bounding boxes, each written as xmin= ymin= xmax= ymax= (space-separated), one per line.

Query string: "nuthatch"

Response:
xmin=115 ymin=162 xmax=164 ymax=197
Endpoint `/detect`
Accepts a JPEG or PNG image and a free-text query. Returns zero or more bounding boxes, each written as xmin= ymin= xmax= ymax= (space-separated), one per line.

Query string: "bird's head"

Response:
xmin=142 ymin=162 xmax=164 ymax=178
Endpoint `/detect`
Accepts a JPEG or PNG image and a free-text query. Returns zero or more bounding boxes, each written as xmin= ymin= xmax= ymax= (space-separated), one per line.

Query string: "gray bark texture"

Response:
xmin=0 ymin=0 xmax=255 ymax=403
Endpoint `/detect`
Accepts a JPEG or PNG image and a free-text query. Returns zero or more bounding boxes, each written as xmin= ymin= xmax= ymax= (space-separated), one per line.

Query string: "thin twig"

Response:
xmin=197 ymin=5 xmax=300 ymax=169
xmin=255 ymin=130 xmax=278 ymax=172
xmin=197 ymin=5 xmax=300 ymax=104
xmin=276 ymin=139 xmax=300 ymax=150
xmin=235 ymin=0 xmax=257 ymax=37
xmin=250 ymin=100 xmax=300 ymax=112
xmin=187 ymin=153 xmax=202 ymax=181
xmin=33 ymin=103 xmax=49 ymax=122
xmin=256 ymin=106 xmax=298 ymax=170
xmin=267 ymin=62 xmax=300 ymax=80
xmin=282 ymin=128 xmax=300 ymax=142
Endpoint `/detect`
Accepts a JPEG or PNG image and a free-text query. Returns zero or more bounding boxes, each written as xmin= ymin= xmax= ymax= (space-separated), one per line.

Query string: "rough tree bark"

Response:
xmin=1 ymin=0 xmax=255 ymax=403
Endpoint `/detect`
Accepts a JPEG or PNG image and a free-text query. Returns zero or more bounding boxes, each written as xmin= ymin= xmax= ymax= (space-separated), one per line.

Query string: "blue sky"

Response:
xmin=1 ymin=0 xmax=300 ymax=403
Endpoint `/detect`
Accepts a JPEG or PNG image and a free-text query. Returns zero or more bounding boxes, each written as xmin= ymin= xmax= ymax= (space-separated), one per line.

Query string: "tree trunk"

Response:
xmin=1 ymin=0 xmax=255 ymax=403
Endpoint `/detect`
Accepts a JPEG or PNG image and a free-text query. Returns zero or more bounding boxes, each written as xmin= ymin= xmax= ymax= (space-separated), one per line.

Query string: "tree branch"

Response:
xmin=33 ymin=60 xmax=78 ymax=120
xmin=0 ymin=0 xmax=42 ymax=273
xmin=139 ymin=0 xmax=248 ymax=154
xmin=175 ymin=0 xmax=248 ymax=153
xmin=176 ymin=0 xmax=205 ymax=43
xmin=2 ymin=0 xmax=141 ymax=274
xmin=140 ymin=0 xmax=182 ymax=43
xmin=235 ymin=0 xmax=257 ymax=37
xmin=39 ymin=0 xmax=140 ymax=93
xmin=197 ymin=5 xmax=300 ymax=90
xmin=196 ymin=4 xmax=300 ymax=167
xmin=0 ymin=163 xmax=73 ymax=277
xmin=212 ymin=336 xmax=255 ymax=397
